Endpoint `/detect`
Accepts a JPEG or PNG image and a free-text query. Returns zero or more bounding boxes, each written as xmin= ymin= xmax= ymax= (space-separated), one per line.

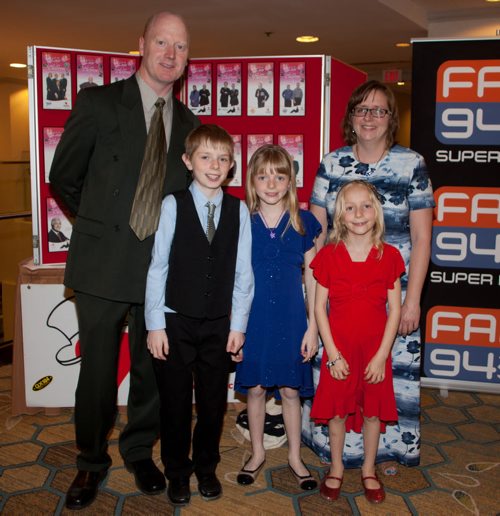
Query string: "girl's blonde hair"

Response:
xmin=328 ymin=180 xmax=385 ymax=256
xmin=245 ymin=144 xmax=304 ymax=235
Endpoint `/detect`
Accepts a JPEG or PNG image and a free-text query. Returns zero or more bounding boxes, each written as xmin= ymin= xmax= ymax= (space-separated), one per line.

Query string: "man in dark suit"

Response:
xmin=49 ymin=12 xmax=199 ymax=510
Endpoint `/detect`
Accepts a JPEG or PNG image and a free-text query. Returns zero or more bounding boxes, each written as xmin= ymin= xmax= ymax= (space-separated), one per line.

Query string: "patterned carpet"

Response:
xmin=0 ymin=363 xmax=499 ymax=515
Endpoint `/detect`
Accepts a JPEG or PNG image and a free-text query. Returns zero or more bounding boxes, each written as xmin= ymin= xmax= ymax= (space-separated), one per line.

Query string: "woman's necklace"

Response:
xmin=354 ymin=144 xmax=387 ymax=171
xmin=259 ymin=209 xmax=286 ymax=239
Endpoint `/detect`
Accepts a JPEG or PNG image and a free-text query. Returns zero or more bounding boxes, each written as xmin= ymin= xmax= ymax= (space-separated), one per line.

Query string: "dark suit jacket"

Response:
xmin=49 ymin=75 xmax=200 ymax=303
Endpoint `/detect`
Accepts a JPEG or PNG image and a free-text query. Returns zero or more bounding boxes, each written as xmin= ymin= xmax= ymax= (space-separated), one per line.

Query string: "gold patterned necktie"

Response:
xmin=129 ymin=97 xmax=167 ymax=240
xmin=206 ymin=202 xmax=216 ymax=243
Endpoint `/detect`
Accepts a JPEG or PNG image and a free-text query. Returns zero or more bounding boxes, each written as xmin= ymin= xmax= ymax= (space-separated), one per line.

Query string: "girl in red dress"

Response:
xmin=310 ymin=180 xmax=405 ymax=504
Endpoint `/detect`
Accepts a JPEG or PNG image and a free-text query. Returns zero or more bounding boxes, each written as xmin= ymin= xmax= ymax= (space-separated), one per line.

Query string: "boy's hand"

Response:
xmin=147 ymin=329 xmax=169 ymax=360
xmin=226 ymin=330 xmax=244 ymax=362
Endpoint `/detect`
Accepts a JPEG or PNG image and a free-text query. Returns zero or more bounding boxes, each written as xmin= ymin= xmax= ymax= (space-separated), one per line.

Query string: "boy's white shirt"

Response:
xmin=144 ymin=181 xmax=254 ymax=333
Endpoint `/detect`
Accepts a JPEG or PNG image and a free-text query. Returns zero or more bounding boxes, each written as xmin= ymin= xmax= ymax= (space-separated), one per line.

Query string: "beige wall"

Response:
xmin=429 ymin=17 xmax=500 ymax=39
xmin=394 ymin=89 xmax=411 ymax=149
xmin=0 ymin=78 xmax=32 ymax=341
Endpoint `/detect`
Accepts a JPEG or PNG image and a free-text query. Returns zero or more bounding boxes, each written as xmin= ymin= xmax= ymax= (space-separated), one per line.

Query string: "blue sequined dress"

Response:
xmin=301 ymin=145 xmax=435 ymax=467
xmin=235 ymin=210 xmax=321 ymax=396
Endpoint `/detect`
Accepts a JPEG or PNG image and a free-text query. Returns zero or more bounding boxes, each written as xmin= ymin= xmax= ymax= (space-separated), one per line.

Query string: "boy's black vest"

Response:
xmin=165 ymin=190 xmax=240 ymax=319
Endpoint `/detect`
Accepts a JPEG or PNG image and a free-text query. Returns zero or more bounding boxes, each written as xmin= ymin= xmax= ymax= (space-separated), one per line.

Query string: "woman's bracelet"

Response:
xmin=326 ymin=353 xmax=343 ymax=368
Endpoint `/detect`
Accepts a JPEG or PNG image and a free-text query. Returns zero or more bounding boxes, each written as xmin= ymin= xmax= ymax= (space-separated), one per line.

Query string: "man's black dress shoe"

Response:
xmin=65 ymin=469 xmax=107 ymax=510
xmin=167 ymin=477 xmax=191 ymax=506
xmin=125 ymin=458 xmax=166 ymax=495
xmin=197 ymin=473 xmax=222 ymax=501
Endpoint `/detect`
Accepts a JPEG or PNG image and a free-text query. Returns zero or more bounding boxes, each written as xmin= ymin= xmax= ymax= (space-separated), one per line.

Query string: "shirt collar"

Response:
xmin=135 ymin=72 xmax=173 ymax=112
xmin=189 ymin=182 xmax=223 ymax=208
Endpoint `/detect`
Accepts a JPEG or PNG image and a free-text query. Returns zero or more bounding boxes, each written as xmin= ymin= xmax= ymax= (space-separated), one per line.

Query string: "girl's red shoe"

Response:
xmin=319 ymin=475 xmax=343 ymax=501
xmin=361 ymin=473 xmax=385 ymax=503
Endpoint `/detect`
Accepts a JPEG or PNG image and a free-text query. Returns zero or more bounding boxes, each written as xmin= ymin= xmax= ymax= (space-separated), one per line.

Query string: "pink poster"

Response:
xmin=278 ymin=134 xmax=304 ymax=187
xmin=47 ymin=197 xmax=72 ymax=252
xmin=279 ymin=62 xmax=305 ymax=116
xmin=187 ymin=63 xmax=212 ymax=115
xmin=42 ymin=52 xmax=72 ymax=110
xmin=76 ymin=54 xmax=104 ymax=90
xmin=110 ymin=56 xmax=137 ymax=83
xmin=247 ymin=134 xmax=273 ymax=164
xmin=43 ymin=127 xmax=64 ymax=182
xmin=226 ymin=134 xmax=242 ymax=187
xmin=248 ymin=62 xmax=274 ymax=116
xmin=217 ymin=63 xmax=241 ymax=116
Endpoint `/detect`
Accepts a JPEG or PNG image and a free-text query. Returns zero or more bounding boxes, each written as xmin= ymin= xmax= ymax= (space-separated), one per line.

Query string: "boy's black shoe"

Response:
xmin=197 ymin=473 xmax=222 ymax=501
xmin=125 ymin=458 xmax=166 ymax=495
xmin=167 ymin=477 xmax=191 ymax=506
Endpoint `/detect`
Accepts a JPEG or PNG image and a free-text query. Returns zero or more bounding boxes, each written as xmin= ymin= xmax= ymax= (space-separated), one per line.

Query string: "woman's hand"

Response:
xmin=364 ymin=353 xmax=386 ymax=384
xmin=399 ymin=299 xmax=420 ymax=337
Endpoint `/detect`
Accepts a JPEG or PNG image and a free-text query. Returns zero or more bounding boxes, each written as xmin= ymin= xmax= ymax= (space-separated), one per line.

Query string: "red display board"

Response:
xmin=185 ymin=56 xmax=328 ymax=203
xmin=329 ymin=58 xmax=368 ymax=151
xmin=29 ymin=48 xmax=365 ymax=266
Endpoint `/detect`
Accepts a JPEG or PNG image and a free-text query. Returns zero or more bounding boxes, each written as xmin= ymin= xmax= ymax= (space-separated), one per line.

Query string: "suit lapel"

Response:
xmin=169 ymin=98 xmax=189 ymax=154
xmin=118 ymin=76 xmax=147 ymax=175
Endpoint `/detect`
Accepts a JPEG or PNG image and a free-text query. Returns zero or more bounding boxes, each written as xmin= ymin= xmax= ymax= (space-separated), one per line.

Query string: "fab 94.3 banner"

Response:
xmin=411 ymin=38 xmax=499 ymax=393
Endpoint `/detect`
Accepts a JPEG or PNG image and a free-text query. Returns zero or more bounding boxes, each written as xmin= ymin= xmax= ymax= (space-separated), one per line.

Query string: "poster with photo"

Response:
xmin=279 ymin=62 xmax=305 ymax=116
xmin=217 ymin=63 xmax=241 ymax=116
xmin=247 ymin=62 xmax=274 ymax=116
xmin=47 ymin=197 xmax=72 ymax=252
xmin=226 ymin=134 xmax=242 ymax=187
xmin=42 ymin=52 xmax=72 ymax=110
xmin=247 ymin=134 xmax=273 ymax=164
xmin=278 ymin=134 xmax=304 ymax=187
xmin=76 ymin=54 xmax=104 ymax=90
xmin=43 ymin=127 xmax=64 ymax=182
xmin=110 ymin=56 xmax=137 ymax=83
xmin=187 ymin=63 xmax=212 ymax=115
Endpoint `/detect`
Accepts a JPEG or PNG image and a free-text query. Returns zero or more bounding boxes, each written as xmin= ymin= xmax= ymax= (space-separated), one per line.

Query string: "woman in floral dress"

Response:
xmin=302 ymin=80 xmax=434 ymax=469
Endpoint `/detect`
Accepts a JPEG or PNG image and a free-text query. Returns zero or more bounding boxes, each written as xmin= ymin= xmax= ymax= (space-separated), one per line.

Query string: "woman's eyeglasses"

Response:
xmin=351 ymin=107 xmax=391 ymax=118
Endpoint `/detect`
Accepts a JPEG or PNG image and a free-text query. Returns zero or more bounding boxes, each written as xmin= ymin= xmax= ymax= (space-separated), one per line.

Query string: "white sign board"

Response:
xmin=20 ymin=284 xmax=237 ymax=406
xmin=20 ymin=284 xmax=130 ymax=407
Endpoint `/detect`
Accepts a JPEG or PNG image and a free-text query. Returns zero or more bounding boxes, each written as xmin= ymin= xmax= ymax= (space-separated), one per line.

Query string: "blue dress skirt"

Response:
xmin=235 ymin=210 xmax=321 ymax=397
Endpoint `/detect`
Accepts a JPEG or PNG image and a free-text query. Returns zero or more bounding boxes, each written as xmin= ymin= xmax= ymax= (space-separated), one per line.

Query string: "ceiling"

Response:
xmin=1 ymin=0 xmax=499 ymax=89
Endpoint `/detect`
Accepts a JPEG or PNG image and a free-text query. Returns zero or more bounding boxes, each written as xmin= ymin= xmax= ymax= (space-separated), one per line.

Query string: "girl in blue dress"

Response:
xmin=235 ymin=144 xmax=321 ymax=490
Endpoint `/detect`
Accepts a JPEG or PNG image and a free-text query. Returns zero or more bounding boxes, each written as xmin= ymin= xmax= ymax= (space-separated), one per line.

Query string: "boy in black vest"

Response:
xmin=145 ymin=124 xmax=254 ymax=506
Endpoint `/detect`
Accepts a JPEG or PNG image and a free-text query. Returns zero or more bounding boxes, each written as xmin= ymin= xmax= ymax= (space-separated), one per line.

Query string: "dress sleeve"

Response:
xmin=309 ymin=160 xmax=330 ymax=208
xmin=385 ymin=245 xmax=406 ymax=289
xmin=310 ymin=246 xmax=332 ymax=287
xmin=301 ymin=210 xmax=322 ymax=252
xmin=408 ymin=152 xmax=435 ymax=211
